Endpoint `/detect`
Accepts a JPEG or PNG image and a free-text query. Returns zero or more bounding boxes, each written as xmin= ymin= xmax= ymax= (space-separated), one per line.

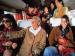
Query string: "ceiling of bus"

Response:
xmin=0 ymin=0 xmax=75 ymax=12
xmin=0 ymin=0 xmax=26 ymax=11
xmin=63 ymin=0 xmax=75 ymax=10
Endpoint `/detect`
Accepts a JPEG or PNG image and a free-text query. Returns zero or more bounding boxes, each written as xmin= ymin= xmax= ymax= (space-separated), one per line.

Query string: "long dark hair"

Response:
xmin=3 ymin=14 xmax=17 ymax=28
xmin=0 ymin=14 xmax=20 ymax=31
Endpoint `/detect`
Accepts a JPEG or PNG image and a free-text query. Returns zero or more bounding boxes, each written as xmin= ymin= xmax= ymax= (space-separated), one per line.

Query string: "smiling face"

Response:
xmin=50 ymin=3 xmax=55 ymax=10
xmin=2 ymin=18 xmax=11 ymax=28
xmin=32 ymin=16 xmax=40 ymax=29
xmin=61 ymin=18 xmax=68 ymax=29
xmin=44 ymin=7 xmax=49 ymax=14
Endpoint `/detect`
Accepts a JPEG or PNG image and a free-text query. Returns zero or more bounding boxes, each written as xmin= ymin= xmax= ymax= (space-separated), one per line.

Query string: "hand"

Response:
xmin=32 ymin=49 xmax=39 ymax=56
xmin=0 ymin=32 xmax=5 ymax=38
xmin=58 ymin=37 xmax=69 ymax=47
xmin=3 ymin=41 xmax=12 ymax=47
xmin=58 ymin=45 xmax=65 ymax=52
xmin=12 ymin=43 xmax=17 ymax=49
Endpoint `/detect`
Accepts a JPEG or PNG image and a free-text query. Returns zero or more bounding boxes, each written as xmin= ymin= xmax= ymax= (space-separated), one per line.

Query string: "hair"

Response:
xmin=2 ymin=14 xmax=17 ymax=28
xmin=61 ymin=15 xmax=69 ymax=22
xmin=43 ymin=6 xmax=48 ymax=11
xmin=32 ymin=16 xmax=41 ymax=25
xmin=56 ymin=0 xmax=64 ymax=6
xmin=49 ymin=1 xmax=56 ymax=12
xmin=50 ymin=1 xmax=55 ymax=5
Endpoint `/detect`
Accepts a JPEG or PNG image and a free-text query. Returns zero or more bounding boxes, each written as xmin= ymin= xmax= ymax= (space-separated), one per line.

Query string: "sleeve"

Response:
xmin=5 ymin=29 xmax=26 ymax=39
xmin=69 ymin=29 xmax=73 ymax=42
xmin=48 ymin=27 xmax=56 ymax=46
xmin=67 ymin=28 xmax=74 ymax=48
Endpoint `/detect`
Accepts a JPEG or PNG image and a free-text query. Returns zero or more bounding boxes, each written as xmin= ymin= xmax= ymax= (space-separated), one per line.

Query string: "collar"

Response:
xmin=29 ymin=26 xmax=41 ymax=36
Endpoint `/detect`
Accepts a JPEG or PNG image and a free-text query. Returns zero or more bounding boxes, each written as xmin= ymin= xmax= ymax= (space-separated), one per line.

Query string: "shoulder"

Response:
xmin=41 ymin=28 xmax=46 ymax=32
xmin=54 ymin=9 xmax=57 ymax=13
xmin=50 ymin=26 xmax=60 ymax=33
xmin=52 ymin=26 xmax=59 ymax=31
xmin=40 ymin=27 xmax=46 ymax=34
xmin=63 ymin=7 xmax=68 ymax=10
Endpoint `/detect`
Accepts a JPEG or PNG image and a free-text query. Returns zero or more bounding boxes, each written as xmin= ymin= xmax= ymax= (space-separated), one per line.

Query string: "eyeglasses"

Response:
xmin=2 ymin=20 xmax=11 ymax=23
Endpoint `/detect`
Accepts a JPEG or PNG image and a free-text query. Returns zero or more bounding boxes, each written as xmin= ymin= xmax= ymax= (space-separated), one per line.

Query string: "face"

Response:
xmin=32 ymin=17 xmax=39 ymax=29
xmin=42 ymin=17 xmax=47 ymax=22
xmin=50 ymin=3 xmax=54 ymax=10
xmin=28 ymin=7 xmax=34 ymax=13
xmin=61 ymin=18 xmax=68 ymax=29
xmin=2 ymin=18 xmax=11 ymax=28
xmin=44 ymin=7 xmax=48 ymax=13
xmin=33 ymin=8 xmax=38 ymax=13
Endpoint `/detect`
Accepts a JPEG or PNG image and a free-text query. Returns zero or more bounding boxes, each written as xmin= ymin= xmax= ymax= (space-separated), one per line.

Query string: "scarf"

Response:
xmin=29 ymin=26 xmax=41 ymax=36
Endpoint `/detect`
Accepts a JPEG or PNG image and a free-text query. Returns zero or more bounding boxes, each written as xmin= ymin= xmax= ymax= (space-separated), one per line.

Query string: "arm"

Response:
xmin=48 ymin=27 xmax=56 ymax=46
xmin=37 ymin=30 xmax=46 ymax=51
xmin=67 ymin=28 xmax=74 ymax=47
xmin=68 ymin=28 xmax=73 ymax=42
xmin=4 ymin=29 xmax=26 ymax=39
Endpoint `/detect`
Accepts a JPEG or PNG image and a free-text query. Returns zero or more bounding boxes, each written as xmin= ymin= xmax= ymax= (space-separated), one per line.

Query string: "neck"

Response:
xmin=62 ymin=26 xmax=66 ymax=30
xmin=5 ymin=26 xmax=12 ymax=30
xmin=33 ymin=25 xmax=39 ymax=30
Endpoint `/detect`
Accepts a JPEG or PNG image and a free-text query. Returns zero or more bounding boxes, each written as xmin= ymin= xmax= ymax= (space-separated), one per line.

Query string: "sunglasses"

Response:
xmin=2 ymin=20 xmax=11 ymax=23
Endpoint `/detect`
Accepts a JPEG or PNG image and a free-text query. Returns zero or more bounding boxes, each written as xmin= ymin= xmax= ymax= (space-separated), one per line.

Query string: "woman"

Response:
xmin=43 ymin=15 xmax=75 ymax=56
xmin=53 ymin=0 xmax=68 ymax=18
xmin=0 ymin=14 xmax=22 ymax=56
xmin=41 ymin=15 xmax=51 ymax=36
xmin=32 ymin=7 xmax=40 ymax=17
xmin=26 ymin=6 xmax=34 ymax=19
xmin=49 ymin=1 xmax=56 ymax=17
xmin=41 ymin=6 xmax=50 ymax=20
xmin=41 ymin=15 xmax=51 ymax=47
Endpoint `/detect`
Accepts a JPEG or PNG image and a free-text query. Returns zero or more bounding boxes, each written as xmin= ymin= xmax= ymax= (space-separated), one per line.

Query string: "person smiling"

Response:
xmin=43 ymin=15 xmax=75 ymax=56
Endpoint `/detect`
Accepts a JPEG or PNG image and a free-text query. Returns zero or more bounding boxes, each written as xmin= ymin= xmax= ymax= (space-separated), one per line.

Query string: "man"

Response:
xmin=5 ymin=16 xmax=46 ymax=56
